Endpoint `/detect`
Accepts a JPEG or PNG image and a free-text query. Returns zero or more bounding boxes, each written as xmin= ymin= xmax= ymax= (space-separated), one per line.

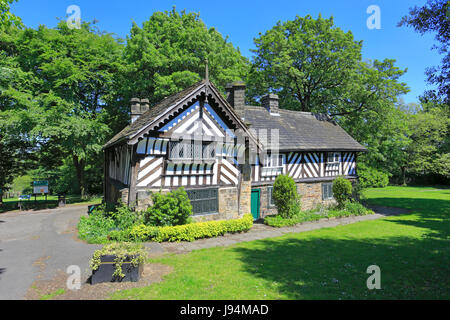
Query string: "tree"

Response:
xmin=1 ymin=21 xmax=124 ymax=197
xmin=0 ymin=0 xmax=23 ymax=28
xmin=248 ymin=15 xmax=410 ymax=183
xmin=398 ymin=0 xmax=450 ymax=104
xmin=248 ymin=15 xmax=408 ymax=117
xmin=119 ymin=8 xmax=249 ymax=105
xmin=248 ymin=15 xmax=363 ymax=113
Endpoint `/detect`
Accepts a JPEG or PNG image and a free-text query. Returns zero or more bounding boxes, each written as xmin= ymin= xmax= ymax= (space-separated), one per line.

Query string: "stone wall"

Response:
xmin=134 ymin=186 xmax=243 ymax=222
xmin=254 ymin=178 xmax=360 ymax=218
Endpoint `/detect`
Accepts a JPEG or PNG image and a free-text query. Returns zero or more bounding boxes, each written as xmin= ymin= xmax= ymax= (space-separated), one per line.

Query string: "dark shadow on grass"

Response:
xmin=233 ymin=196 xmax=450 ymax=299
xmin=233 ymin=235 xmax=449 ymax=299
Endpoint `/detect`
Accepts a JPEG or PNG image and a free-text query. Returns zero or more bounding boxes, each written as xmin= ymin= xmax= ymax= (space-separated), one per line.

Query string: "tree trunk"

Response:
xmin=73 ymin=155 xmax=86 ymax=199
xmin=401 ymin=166 xmax=407 ymax=186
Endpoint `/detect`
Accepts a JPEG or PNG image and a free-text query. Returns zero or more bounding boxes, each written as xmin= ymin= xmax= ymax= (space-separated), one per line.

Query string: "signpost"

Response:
xmin=33 ymin=181 xmax=49 ymax=203
xmin=33 ymin=181 xmax=49 ymax=194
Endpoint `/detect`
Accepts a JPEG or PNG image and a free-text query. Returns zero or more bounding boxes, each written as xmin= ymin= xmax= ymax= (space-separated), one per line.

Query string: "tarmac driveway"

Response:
xmin=0 ymin=205 xmax=101 ymax=300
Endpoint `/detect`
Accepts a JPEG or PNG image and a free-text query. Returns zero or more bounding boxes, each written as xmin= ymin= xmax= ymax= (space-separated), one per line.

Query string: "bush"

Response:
xmin=145 ymin=187 xmax=193 ymax=226
xmin=332 ymin=177 xmax=353 ymax=208
xmin=77 ymin=211 xmax=116 ymax=244
xmin=109 ymin=203 xmax=144 ymax=230
xmin=109 ymin=214 xmax=253 ymax=242
xmin=358 ymin=163 xmax=390 ymax=188
xmin=342 ymin=200 xmax=374 ymax=216
xmin=272 ymin=175 xmax=301 ymax=218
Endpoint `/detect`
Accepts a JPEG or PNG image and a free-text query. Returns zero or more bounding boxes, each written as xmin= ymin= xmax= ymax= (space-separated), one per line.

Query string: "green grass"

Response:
xmin=0 ymin=195 xmax=102 ymax=213
xmin=110 ymin=186 xmax=449 ymax=300
xmin=39 ymin=288 xmax=65 ymax=300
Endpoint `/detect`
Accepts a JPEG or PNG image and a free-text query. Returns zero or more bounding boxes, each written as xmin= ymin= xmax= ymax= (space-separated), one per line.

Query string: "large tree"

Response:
xmin=398 ymin=0 xmax=449 ymax=104
xmin=248 ymin=15 xmax=410 ymax=182
xmin=119 ymin=8 xmax=249 ymax=105
xmin=1 ymin=22 xmax=124 ymax=197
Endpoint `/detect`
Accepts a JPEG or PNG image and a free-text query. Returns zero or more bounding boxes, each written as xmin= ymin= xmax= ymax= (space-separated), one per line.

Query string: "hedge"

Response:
xmin=109 ymin=214 xmax=253 ymax=242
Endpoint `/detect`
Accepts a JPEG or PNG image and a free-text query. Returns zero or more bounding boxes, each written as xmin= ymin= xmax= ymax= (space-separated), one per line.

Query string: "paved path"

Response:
xmin=0 ymin=203 xmax=407 ymax=300
xmin=0 ymin=205 xmax=101 ymax=300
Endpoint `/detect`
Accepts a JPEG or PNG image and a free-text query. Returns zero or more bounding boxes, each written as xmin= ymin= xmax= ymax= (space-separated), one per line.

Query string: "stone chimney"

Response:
xmin=225 ymin=81 xmax=246 ymax=109
xmin=261 ymin=93 xmax=279 ymax=115
xmin=130 ymin=98 xmax=150 ymax=123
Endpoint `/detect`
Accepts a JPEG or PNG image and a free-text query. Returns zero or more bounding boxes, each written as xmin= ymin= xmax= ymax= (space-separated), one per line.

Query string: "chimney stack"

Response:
xmin=130 ymin=98 xmax=150 ymax=123
xmin=261 ymin=93 xmax=279 ymax=115
xmin=225 ymin=81 xmax=246 ymax=109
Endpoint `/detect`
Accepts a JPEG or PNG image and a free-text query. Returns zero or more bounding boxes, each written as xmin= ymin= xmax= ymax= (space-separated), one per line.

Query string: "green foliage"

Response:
xmin=77 ymin=203 xmax=142 ymax=243
xmin=358 ymin=163 xmax=390 ymax=188
xmin=90 ymin=242 xmax=147 ymax=278
xmin=398 ymin=0 xmax=449 ymax=103
xmin=77 ymin=211 xmax=116 ymax=244
xmin=264 ymin=201 xmax=374 ymax=228
xmin=272 ymin=175 xmax=301 ymax=218
xmin=332 ymin=177 xmax=353 ymax=208
xmin=145 ymin=187 xmax=193 ymax=227
xmin=120 ymin=8 xmax=249 ymax=105
xmin=109 ymin=203 xmax=144 ymax=230
xmin=0 ymin=0 xmax=23 ymax=28
xmin=108 ymin=214 xmax=253 ymax=243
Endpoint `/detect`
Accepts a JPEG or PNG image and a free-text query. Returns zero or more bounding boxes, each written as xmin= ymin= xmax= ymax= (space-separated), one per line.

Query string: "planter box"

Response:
xmin=91 ymin=255 xmax=143 ymax=285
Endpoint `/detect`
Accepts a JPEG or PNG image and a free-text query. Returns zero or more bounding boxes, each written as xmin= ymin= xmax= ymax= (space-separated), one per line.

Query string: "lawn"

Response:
xmin=110 ymin=186 xmax=449 ymax=300
xmin=0 ymin=195 xmax=102 ymax=213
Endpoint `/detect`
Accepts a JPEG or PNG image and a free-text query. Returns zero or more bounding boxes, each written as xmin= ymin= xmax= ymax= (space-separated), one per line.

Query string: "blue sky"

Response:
xmin=11 ymin=0 xmax=442 ymax=104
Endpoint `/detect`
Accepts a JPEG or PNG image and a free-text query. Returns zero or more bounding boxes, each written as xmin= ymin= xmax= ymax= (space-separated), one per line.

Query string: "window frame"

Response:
xmin=322 ymin=183 xmax=333 ymax=200
xmin=169 ymin=140 xmax=216 ymax=161
xmin=186 ymin=188 xmax=219 ymax=216
xmin=327 ymin=152 xmax=341 ymax=164
xmin=267 ymin=186 xmax=275 ymax=207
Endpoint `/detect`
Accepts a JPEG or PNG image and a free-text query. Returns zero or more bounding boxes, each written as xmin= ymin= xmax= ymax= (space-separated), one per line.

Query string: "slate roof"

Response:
xmin=104 ymin=81 xmax=367 ymax=152
xmin=237 ymin=107 xmax=367 ymax=152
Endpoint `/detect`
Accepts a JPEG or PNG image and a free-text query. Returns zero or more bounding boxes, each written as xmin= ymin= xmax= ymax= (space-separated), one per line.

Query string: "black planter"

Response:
xmin=91 ymin=255 xmax=144 ymax=285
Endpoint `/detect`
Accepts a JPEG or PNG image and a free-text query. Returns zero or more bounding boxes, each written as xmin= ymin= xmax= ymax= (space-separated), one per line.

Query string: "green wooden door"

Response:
xmin=251 ymin=189 xmax=261 ymax=220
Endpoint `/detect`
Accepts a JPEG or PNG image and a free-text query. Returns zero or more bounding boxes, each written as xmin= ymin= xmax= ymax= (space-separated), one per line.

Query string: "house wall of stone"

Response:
xmin=254 ymin=177 xmax=357 ymax=218
xmin=134 ymin=184 xmax=248 ymax=222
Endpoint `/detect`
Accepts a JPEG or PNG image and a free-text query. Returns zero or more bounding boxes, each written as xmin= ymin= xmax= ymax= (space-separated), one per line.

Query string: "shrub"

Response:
xmin=109 ymin=214 xmax=254 ymax=242
xmin=272 ymin=175 xmax=301 ymax=218
xmin=109 ymin=202 xmax=144 ymax=230
xmin=155 ymin=214 xmax=253 ymax=242
xmin=343 ymin=200 xmax=375 ymax=216
xmin=77 ymin=211 xmax=116 ymax=244
xmin=332 ymin=177 xmax=353 ymax=208
xmin=145 ymin=187 xmax=193 ymax=226
xmin=358 ymin=163 xmax=390 ymax=188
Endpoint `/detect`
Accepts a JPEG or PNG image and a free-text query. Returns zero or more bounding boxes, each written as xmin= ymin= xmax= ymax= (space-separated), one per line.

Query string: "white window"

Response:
xmin=327 ymin=152 xmax=341 ymax=164
xmin=261 ymin=153 xmax=284 ymax=176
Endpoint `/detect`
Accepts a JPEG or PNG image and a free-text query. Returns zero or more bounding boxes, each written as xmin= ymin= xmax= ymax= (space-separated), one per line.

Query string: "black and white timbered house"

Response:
xmin=103 ymin=78 xmax=367 ymax=221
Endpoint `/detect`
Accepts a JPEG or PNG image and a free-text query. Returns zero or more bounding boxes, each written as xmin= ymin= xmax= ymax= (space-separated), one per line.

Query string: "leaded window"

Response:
xmin=261 ymin=153 xmax=284 ymax=176
xmin=268 ymin=186 xmax=275 ymax=207
xmin=186 ymin=188 xmax=219 ymax=215
xmin=322 ymin=183 xmax=333 ymax=200
xmin=169 ymin=140 xmax=215 ymax=161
